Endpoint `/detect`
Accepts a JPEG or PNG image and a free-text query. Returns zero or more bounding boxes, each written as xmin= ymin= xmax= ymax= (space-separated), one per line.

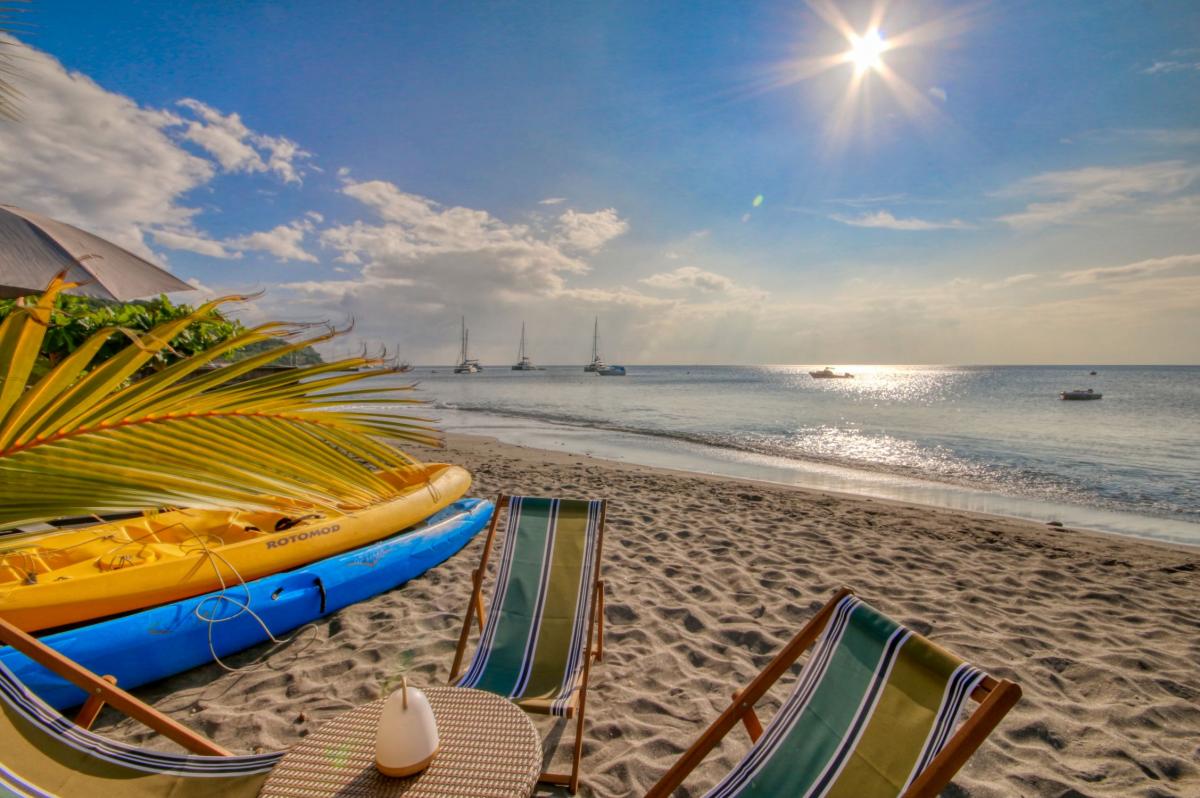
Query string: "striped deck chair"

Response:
xmin=647 ymin=588 xmax=1022 ymax=798
xmin=0 ymin=616 xmax=281 ymax=797
xmin=448 ymin=495 xmax=606 ymax=795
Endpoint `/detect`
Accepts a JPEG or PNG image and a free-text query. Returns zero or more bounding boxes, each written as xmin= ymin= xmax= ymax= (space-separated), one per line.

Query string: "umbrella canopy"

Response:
xmin=0 ymin=204 xmax=193 ymax=300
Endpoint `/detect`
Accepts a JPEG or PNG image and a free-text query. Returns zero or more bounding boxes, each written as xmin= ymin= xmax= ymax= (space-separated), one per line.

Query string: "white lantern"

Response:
xmin=375 ymin=677 xmax=440 ymax=777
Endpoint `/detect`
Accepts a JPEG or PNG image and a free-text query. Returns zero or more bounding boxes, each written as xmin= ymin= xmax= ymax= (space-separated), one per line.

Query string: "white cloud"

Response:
xmin=227 ymin=219 xmax=318 ymax=262
xmin=1142 ymin=60 xmax=1200 ymax=75
xmin=538 ymin=197 xmax=567 ymax=205
xmin=982 ymin=272 xmax=1037 ymax=290
xmin=996 ymin=161 xmax=1200 ymax=228
xmin=0 ymin=38 xmax=316 ymax=266
xmin=151 ymin=230 xmax=240 ymax=259
xmin=319 ymin=180 xmax=605 ymax=303
xmin=1061 ymin=253 xmax=1200 ymax=285
xmin=641 ymin=266 xmax=736 ymax=293
xmin=552 ymin=208 xmax=629 ymax=252
xmin=176 ymin=98 xmax=311 ymax=183
xmin=0 ymin=38 xmax=213 ymax=257
xmin=149 ymin=216 xmax=320 ymax=263
xmin=553 ymin=286 xmax=676 ymax=309
xmin=829 ymin=210 xmax=972 ymax=231
xmin=928 ymin=86 xmax=947 ymax=102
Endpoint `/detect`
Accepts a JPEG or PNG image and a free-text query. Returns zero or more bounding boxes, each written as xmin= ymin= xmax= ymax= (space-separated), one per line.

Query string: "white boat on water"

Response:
xmin=583 ymin=317 xmax=626 ymax=375
xmin=512 ymin=322 xmax=543 ymax=370
xmin=1060 ymin=388 xmax=1102 ymax=400
xmin=583 ymin=317 xmax=605 ymax=372
xmin=809 ymin=367 xmax=853 ymax=379
xmin=454 ymin=317 xmax=481 ymax=374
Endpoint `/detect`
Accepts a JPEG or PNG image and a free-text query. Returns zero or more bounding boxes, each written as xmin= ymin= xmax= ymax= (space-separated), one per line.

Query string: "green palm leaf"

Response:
xmin=0 ymin=276 xmax=440 ymax=530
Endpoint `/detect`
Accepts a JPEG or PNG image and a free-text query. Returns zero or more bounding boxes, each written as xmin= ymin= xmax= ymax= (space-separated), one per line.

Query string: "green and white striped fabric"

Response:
xmin=457 ymin=497 xmax=602 ymax=717
xmin=705 ymin=595 xmax=985 ymax=798
xmin=0 ymin=661 xmax=281 ymax=797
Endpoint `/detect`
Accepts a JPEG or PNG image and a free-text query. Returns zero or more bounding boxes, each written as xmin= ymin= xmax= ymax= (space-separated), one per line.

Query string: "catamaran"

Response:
xmin=454 ymin=317 xmax=481 ymax=374
xmin=583 ymin=317 xmax=626 ymax=375
xmin=584 ymin=317 xmax=605 ymax=372
xmin=512 ymin=322 xmax=542 ymax=370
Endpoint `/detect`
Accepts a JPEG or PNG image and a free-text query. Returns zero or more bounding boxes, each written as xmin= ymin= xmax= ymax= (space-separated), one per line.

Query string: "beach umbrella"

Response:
xmin=0 ymin=204 xmax=192 ymax=300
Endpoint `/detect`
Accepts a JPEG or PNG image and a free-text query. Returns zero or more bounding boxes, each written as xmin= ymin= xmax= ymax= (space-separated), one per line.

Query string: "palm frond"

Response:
xmin=0 ymin=276 xmax=440 ymax=529
xmin=0 ymin=3 xmax=31 ymax=121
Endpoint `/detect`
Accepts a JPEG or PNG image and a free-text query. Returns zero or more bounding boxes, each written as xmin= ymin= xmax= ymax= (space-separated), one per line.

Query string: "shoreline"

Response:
xmin=430 ymin=407 xmax=1200 ymax=547
xmin=441 ymin=432 xmax=1199 ymax=556
xmin=99 ymin=433 xmax=1200 ymax=797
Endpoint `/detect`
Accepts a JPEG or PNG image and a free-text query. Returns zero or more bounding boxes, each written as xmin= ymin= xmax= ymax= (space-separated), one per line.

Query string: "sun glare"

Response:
xmin=847 ymin=29 xmax=887 ymax=74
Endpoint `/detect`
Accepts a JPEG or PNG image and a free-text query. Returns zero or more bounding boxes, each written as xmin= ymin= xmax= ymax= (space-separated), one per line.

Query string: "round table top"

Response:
xmin=260 ymin=686 xmax=542 ymax=798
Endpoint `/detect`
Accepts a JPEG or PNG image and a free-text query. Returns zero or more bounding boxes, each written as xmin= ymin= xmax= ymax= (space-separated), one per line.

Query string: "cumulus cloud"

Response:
xmin=829 ymin=210 xmax=972 ymax=230
xmin=0 ymin=38 xmax=315 ymax=266
xmin=1061 ymin=253 xmax=1200 ymax=285
xmin=150 ymin=217 xmax=320 ymax=263
xmin=552 ymin=208 xmax=629 ymax=252
xmin=0 ymin=39 xmax=213 ymax=256
xmin=227 ymin=219 xmax=319 ymax=262
xmin=996 ymin=161 xmax=1200 ymax=228
xmin=318 ymin=180 xmax=611 ymax=303
xmin=176 ymin=99 xmax=311 ymax=183
xmin=641 ymin=266 xmax=736 ymax=293
xmin=151 ymin=230 xmax=240 ymax=259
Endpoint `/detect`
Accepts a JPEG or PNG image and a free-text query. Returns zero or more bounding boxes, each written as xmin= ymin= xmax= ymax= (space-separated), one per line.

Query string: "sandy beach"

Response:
xmin=100 ymin=433 xmax=1200 ymax=797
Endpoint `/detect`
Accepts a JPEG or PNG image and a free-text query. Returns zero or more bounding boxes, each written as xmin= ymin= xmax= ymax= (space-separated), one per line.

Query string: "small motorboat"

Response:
xmin=1060 ymin=389 xmax=1102 ymax=400
xmin=809 ymin=367 xmax=853 ymax=379
xmin=597 ymin=364 xmax=626 ymax=376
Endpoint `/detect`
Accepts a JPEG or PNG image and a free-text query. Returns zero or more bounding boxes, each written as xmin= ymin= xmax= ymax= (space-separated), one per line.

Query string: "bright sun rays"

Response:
xmin=846 ymin=28 xmax=888 ymax=74
xmin=759 ymin=0 xmax=970 ymax=147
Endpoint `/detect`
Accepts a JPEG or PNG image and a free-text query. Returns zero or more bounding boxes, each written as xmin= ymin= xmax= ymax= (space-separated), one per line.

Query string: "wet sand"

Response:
xmin=104 ymin=433 xmax=1200 ymax=797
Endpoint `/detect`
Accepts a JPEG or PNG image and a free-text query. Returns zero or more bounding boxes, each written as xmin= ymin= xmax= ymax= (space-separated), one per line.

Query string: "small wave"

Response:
xmin=430 ymin=400 xmax=1200 ymax=524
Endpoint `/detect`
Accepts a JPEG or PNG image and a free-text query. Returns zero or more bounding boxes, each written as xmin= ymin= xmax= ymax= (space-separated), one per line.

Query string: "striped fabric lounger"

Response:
xmin=647 ymin=589 xmax=1022 ymax=798
xmin=0 ymin=660 xmax=281 ymax=797
xmin=449 ymin=495 xmax=606 ymax=795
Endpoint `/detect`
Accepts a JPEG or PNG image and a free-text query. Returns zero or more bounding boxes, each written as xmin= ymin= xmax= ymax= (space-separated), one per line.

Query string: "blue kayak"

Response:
xmin=1 ymin=498 xmax=492 ymax=710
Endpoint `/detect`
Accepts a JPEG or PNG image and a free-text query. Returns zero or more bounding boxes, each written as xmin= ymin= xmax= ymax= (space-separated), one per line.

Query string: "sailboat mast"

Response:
xmin=591 ymin=317 xmax=599 ymax=361
xmin=519 ymin=322 xmax=526 ymax=360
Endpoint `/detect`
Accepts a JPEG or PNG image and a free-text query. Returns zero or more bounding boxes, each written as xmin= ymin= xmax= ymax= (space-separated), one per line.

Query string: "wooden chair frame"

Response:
xmin=645 ymin=587 xmax=1022 ymax=798
xmin=448 ymin=494 xmax=606 ymax=795
xmin=0 ymin=615 xmax=231 ymax=756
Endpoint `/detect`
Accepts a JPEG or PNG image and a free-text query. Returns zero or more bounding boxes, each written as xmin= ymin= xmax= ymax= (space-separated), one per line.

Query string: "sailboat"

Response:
xmin=453 ymin=317 xmax=481 ymax=374
xmin=584 ymin=317 xmax=627 ymax=376
xmin=511 ymin=322 xmax=542 ymax=370
xmin=583 ymin=317 xmax=605 ymax=372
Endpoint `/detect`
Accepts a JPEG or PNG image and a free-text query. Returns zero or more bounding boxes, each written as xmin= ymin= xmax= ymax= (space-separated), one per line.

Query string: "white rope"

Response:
xmin=187 ymin=530 xmax=322 ymax=673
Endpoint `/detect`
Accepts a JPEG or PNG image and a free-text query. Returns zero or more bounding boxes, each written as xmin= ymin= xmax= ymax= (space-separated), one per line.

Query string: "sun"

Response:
xmin=847 ymin=28 xmax=887 ymax=74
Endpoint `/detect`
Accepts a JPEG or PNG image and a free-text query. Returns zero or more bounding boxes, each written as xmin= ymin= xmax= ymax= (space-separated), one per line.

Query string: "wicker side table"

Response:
xmin=260 ymin=687 xmax=541 ymax=798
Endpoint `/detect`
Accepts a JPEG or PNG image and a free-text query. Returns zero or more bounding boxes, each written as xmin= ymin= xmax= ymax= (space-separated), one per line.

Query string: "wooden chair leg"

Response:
xmin=539 ymin=690 xmax=589 ymax=795
xmin=473 ymin=573 xmax=486 ymax=633
xmin=74 ymin=674 xmax=118 ymax=730
xmin=594 ymin=580 xmax=605 ymax=662
xmin=569 ymin=691 xmax=587 ymax=794
xmin=449 ymin=496 xmax=506 ymax=684
xmin=731 ymin=689 xmax=764 ymax=742
xmin=449 ymin=567 xmax=486 ymax=684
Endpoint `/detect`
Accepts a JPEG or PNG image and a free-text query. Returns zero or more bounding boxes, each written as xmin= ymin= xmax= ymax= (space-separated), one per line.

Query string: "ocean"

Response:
xmin=376 ymin=365 xmax=1200 ymax=546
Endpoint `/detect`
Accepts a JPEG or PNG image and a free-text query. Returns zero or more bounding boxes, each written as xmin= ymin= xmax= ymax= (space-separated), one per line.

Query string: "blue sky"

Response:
xmin=3 ymin=0 xmax=1199 ymax=363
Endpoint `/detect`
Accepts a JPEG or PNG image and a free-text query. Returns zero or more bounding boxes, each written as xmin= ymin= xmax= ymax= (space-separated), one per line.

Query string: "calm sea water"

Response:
xmin=377 ymin=365 xmax=1200 ymax=546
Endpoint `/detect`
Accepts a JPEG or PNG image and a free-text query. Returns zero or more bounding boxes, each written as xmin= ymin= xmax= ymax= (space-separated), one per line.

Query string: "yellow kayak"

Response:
xmin=0 ymin=463 xmax=470 ymax=632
